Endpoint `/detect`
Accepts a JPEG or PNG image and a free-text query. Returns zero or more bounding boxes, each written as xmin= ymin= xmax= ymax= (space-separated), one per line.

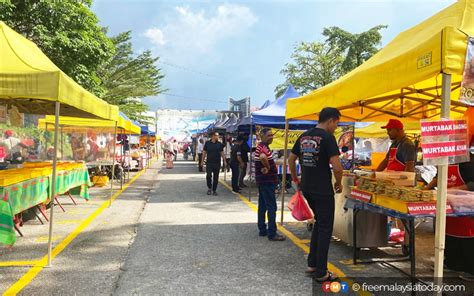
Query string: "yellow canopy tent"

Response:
xmin=0 ymin=21 xmax=119 ymax=266
xmin=355 ymin=122 xmax=421 ymax=138
xmin=0 ymin=21 xmax=118 ymax=121
xmin=38 ymin=115 xmax=141 ymax=135
xmin=283 ymin=0 xmax=474 ymax=281
xmin=286 ymin=0 xmax=472 ymax=122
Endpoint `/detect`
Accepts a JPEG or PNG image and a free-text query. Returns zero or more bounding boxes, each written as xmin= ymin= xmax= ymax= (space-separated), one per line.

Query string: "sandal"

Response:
xmin=305 ymin=267 xmax=317 ymax=274
xmin=315 ymin=271 xmax=339 ymax=283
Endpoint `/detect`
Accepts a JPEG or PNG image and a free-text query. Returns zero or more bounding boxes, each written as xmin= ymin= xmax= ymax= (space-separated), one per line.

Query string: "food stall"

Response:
xmin=0 ymin=21 xmax=118 ymax=266
xmin=283 ymin=0 xmax=473 ymax=282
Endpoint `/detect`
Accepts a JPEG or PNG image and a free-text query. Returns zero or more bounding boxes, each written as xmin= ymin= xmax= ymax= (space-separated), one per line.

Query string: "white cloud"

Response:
xmin=144 ymin=28 xmax=166 ymax=46
xmin=144 ymin=4 xmax=258 ymax=55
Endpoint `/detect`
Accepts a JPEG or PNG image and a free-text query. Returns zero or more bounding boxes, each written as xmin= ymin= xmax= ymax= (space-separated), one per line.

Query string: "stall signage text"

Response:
xmin=407 ymin=202 xmax=453 ymax=215
xmin=350 ymin=188 xmax=373 ymax=203
xmin=420 ymin=120 xmax=468 ymax=136
xmin=421 ymin=140 xmax=469 ymax=158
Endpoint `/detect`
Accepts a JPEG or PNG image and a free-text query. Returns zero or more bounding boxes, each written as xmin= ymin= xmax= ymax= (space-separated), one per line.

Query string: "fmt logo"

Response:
xmin=322 ymin=281 xmax=349 ymax=293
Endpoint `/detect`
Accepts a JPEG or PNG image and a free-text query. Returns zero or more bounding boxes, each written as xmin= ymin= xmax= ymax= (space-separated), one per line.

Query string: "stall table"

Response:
xmin=0 ymin=166 xmax=90 ymax=246
xmin=344 ymin=197 xmax=474 ymax=280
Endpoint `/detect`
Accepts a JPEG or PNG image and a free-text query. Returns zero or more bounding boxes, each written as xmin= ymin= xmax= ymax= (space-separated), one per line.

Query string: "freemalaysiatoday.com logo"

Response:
xmin=322 ymin=281 xmax=349 ymax=293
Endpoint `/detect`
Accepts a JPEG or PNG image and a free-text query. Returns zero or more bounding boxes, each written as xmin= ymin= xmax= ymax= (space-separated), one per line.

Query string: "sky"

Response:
xmin=92 ymin=0 xmax=456 ymax=112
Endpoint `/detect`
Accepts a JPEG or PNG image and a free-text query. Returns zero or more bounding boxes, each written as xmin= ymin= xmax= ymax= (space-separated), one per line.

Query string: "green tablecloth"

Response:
xmin=0 ymin=168 xmax=91 ymax=246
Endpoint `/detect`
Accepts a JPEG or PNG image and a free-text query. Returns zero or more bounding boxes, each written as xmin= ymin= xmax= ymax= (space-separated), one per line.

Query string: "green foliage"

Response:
xmin=323 ymin=25 xmax=387 ymax=74
xmin=0 ymin=0 xmax=115 ymax=97
xmin=275 ymin=25 xmax=386 ymax=98
xmin=98 ymin=31 xmax=165 ymax=122
xmin=275 ymin=41 xmax=344 ymax=97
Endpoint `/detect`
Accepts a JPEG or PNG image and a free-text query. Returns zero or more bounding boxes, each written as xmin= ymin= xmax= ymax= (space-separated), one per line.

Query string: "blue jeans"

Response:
xmin=257 ymin=183 xmax=277 ymax=238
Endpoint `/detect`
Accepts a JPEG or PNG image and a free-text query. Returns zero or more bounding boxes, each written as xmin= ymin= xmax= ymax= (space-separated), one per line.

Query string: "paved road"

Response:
xmin=115 ymin=160 xmax=313 ymax=295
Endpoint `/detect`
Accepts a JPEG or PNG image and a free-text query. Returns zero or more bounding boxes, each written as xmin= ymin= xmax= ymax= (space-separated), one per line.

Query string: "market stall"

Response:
xmin=284 ymin=0 xmax=473 ymax=282
xmin=38 ymin=112 xmax=141 ymax=191
xmin=0 ymin=21 xmax=118 ymax=266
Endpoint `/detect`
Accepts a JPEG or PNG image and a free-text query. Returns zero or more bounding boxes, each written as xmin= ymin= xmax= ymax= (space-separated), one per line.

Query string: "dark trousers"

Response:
xmin=303 ymin=192 xmax=335 ymax=278
xmin=258 ymin=183 xmax=278 ymax=238
xmin=230 ymin=162 xmax=240 ymax=191
xmin=222 ymin=158 xmax=230 ymax=172
xmin=206 ymin=163 xmax=220 ymax=191
xmin=239 ymin=162 xmax=248 ymax=186
xmin=198 ymin=153 xmax=203 ymax=172
xmin=173 ymin=150 xmax=178 ymax=161
xmin=445 ymin=235 xmax=474 ymax=274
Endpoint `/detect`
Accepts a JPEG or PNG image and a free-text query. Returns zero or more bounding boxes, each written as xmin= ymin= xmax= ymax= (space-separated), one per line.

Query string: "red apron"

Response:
xmin=446 ymin=164 xmax=474 ymax=238
xmin=386 ymin=146 xmax=406 ymax=171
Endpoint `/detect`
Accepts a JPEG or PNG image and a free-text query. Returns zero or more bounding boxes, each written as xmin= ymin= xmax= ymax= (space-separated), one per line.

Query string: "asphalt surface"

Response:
xmin=114 ymin=160 xmax=314 ymax=295
xmin=0 ymin=165 xmax=156 ymax=295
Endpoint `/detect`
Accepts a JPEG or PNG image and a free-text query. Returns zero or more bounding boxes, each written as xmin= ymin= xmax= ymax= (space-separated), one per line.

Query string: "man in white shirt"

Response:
xmin=197 ymin=138 xmax=204 ymax=172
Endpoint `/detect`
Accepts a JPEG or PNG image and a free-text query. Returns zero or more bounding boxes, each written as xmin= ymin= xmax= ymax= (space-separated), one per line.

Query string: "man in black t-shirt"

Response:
xmin=230 ymin=136 xmax=244 ymax=193
xmin=201 ymin=132 xmax=226 ymax=196
xmin=288 ymin=107 xmax=343 ymax=282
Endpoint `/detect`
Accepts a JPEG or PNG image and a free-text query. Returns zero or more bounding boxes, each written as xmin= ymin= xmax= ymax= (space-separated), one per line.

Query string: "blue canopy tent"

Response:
xmin=260 ymin=99 xmax=271 ymax=110
xmin=252 ymin=84 xmax=316 ymax=127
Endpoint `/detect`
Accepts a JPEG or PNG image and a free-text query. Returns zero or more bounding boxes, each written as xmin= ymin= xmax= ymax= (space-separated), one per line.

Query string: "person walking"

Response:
xmin=255 ymin=128 xmax=285 ymax=241
xmin=223 ymin=137 xmax=232 ymax=173
xmin=239 ymin=135 xmax=250 ymax=188
xmin=197 ymin=138 xmax=204 ymax=172
xmin=288 ymin=107 xmax=343 ymax=282
xmin=230 ymin=136 xmax=245 ymax=193
xmin=172 ymin=139 xmax=179 ymax=161
xmin=201 ymin=132 xmax=226 ymax=196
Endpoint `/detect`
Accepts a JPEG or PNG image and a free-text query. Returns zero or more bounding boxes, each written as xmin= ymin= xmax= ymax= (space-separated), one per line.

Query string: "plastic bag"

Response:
xmin=291 ymin=191 xmax=314 ymax=221
xmin=287 ymin=191 xmax=300 ymax=211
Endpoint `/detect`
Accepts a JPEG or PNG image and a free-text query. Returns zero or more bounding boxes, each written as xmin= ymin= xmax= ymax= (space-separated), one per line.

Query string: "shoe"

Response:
xmin=259 ymin=232 xmax=267 ymax=237
xmin=232 ymin=190 xmax=241 ymax=194
xmin=268 ymin=234 xmax=286 ymax=241
xmin=207 ymin=189 xmax=212 ymax=195
xmin=212 ymin=191 xmax=218 ymax=196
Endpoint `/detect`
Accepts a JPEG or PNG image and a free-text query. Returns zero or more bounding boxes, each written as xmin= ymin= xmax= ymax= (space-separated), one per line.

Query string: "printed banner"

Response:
xmin=420 ymin=120 xmax=468 ymax=136
xmin=421 ymin=119 xmax=469 ymax=165
xmin=459 ymin=38 xmax=474 ymax=106
xmin=407 ymin=202 xmax=453 ymax=215
xmin=350 ymin=188 xmax=373 ymax=203
xmin=421 ymin=140 xmax=469 ymax=158
xmin=255 ymin=126 xmax=304 ymax=150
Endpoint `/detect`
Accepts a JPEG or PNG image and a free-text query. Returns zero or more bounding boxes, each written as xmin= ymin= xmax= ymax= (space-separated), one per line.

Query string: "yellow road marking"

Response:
xmin=219 ymin=180 xmax=371 ymax=296
xmin=3 ymin=168 xmax=148 ymax=296
xmin=0 ymin=261 xmax=39 ymax=267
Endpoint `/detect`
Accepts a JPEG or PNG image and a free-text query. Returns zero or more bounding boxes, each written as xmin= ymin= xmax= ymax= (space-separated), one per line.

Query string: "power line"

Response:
xmin=162 ymin=93 xmax=228 ymax=105
xmin=158 ymin=61 xmax=219 ymax=79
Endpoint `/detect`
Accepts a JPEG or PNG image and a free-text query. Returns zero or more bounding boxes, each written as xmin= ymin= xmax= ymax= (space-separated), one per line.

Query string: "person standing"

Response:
xmin=239 ymin=135 xmax=250 ymax=188
xmin=255 ymin=128 xmax=286 ymax=241
xmin=376 ymin=119 xmax=416 ymax=172
xmin=172 ymin=139 xmax=179 ymax=161
xmin=197 ymin=138 xmax=204 ymax=172
xmin=288 ymin=107 xmax=343 ymax=282
xmin=201 ymin=132 xmax=226 ymax=196
xmin=230 ymin=136 xmax=245 ymax=193
xmin=223 ymin=137 xmax=232 ymax=173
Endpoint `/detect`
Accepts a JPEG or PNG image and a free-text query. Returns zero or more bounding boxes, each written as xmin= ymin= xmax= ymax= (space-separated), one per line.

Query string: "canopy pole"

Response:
xmin=280 ymin=120 xmax=289 ymax=224
xmin=47 ymin=101 xmax=60 ymax=267
xmin=248 ymin=119 xmax=253 ymax=202
xmin=60 ymin=126 xmax=64 ymax=161
xmin=128 ymin=132 xmax=131 ymax=182
xmin=120 ymin=129 xmax=123 ymax=190
xmin=109 ymin=122 xmax=117 ymax=207
xmin=224 ymin=134 xmax=227 ymax=181
xmin=433 ymin=73 xmax=451 ymax=293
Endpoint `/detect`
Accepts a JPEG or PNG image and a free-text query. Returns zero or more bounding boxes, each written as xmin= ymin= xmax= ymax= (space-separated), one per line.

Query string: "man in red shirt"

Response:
xmin=255 ymin=128 xmax=285 ymax=241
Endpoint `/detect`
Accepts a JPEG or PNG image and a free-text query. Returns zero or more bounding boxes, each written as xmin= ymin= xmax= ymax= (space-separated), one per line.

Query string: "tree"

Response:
xmin=275 ymin=41 xmax=344 ymax=98
xmin=323 ymin=25 xmax=387 ymax=74
xmin=98 ymin=31 xmax=165 ymax=123
xmin=0 ymin=0 xmax=115 ymax=97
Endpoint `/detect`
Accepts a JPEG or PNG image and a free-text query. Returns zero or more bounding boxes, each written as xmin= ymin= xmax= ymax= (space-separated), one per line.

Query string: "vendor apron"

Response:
xmin=446 ymin=165 xmax=474 ymax=238
xmin=386 ymin=146 xmax=406 ymax=171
